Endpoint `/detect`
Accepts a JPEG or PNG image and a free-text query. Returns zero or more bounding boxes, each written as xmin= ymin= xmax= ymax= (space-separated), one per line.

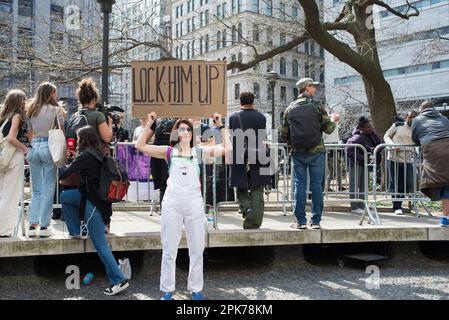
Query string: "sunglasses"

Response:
xmin=178 ymin=127 xmax=192 ymax=133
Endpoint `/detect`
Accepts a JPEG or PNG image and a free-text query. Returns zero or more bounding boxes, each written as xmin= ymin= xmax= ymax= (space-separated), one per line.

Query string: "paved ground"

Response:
xmin=1 ymin=242 xmax=449 ymax=300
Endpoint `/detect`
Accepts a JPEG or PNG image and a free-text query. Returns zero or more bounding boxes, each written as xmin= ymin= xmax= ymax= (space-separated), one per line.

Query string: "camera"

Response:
xmin=96 ymin=103 xmax=125 ymax=146
xmin=96 ymin=103 xmax=124 ymax=123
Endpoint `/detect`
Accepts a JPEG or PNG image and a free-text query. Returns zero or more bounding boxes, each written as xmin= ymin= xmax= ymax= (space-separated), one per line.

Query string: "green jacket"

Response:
xmin=280 ymin=94 xmax=335 ymax=153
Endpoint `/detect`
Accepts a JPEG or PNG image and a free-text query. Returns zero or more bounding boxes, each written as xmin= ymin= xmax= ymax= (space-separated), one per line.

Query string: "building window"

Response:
xmin=234 ymin=83 xmax=240 ymax=100
xmin=292 ymin=5 xmax=298 ymax=19
xmin=292 ymin=59 xmax=298 ymax=77
xmin=238 ymin=52 xmax=243 ymax=63
xmin=237 ymin=23 xmax=243 ymax=42
xmin=217 ymin=31 xmax=221 ymax=50
xmin=265 ymin=0 xmax=272 ymax=16
xmin=192 ymin=39 xmax=196 ymax=57
xmin=280 ymin=33 xmax=286 ymax=46
xmin=253 ymin=24 xmax=259 ymax=42
xmin=311 ymin=40 xmax=315 ymax=56
xmin=192 ymin=17 xmax=196 ymax=31
xmin=293 ymin=87 xmax=299 ymax=99
xmin=205 ymin=9 xmax=209 ymax=25
xmin=232 ymin=0 xmax=237 ymax=13
xmin=187 ymin=42 xmax=191 ymax=59
xmin=0 ymin=0 xmax=13 ymax=13
xmin=252 ymin=0 xmax=259 ymax=13
xmin=222 ymin=30 xmax=227 ymax=48
xmin=19 ymin=0 xmax=33 ymax=16
xmin=320 ymin=47 xmax=324 ymax=58
xmin=280 ymin=57 xmax=286 ymax=75
xmin=310 ymin=63 xmax=315 ymax=80
xmin=267 ymin=27 xmax=273 ymax=47
xmin=305 ymin=62 xmax=309 ymax=77
xmin=231 ymin=54 xmax=237 ymax=73
xmin=200 ymin=37 xmax=203 ymax=54
xmin=267 ymin=59 xmax=273 ymax=72
xmin=280 ymin=86 xmax=286 ymax=102
xmin=279 ymin=3 xmax=286 ymax=21
xmin=50 ymin=4 xmax=63 ymax=23
xmin=221 ymin=3 xmax=227 ymax=18
xmin=253 ymin=83 xmax=260 ymax=99
xmin=232 ymin=25 xmax=237 ymax=44
xmin=304 ymin=40 xmax=309 ymax=55
xmin=217 ymin=4 xmax=221 ymax=18
xmin=205 ymin=34 xmax=209 ymax=52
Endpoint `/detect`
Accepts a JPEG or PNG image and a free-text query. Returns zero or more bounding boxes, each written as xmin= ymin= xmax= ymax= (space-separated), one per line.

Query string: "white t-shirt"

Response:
xmin=133 ymin=126 xmax=144 ymax=141
xmin=323 ymin=125 xmax=340 ymax=144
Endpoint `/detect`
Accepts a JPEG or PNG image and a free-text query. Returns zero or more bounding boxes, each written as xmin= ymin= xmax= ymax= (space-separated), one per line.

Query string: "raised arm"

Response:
xmin=135 ymin=112 xmax=169 ymax=160
xmin=201 ymin=113 xmax=232 ymax=160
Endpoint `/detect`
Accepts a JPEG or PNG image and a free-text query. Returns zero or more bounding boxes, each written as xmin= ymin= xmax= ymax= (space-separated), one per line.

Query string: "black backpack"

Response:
xmin=66 ymin=109 xmax=89 ymax=152
xmin=287 ymin=99 xmax=322 ymax=150
xmin=86 ymin=150 xmax=130 ymax=203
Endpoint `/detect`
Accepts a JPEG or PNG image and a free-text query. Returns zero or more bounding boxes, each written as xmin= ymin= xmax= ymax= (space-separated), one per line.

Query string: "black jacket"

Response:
xmin=228 ymin=109 xmax=271 ymax=188
xmin=59 ymin=150 xmax=113 ymax=225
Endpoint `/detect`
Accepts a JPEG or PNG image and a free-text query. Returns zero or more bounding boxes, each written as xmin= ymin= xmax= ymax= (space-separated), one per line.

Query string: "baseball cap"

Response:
xmin=296 ymin=78 xmax=319 ymax=90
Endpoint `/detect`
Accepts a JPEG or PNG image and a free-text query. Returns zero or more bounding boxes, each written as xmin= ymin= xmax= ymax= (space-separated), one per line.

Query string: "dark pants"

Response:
xmin=388 ymin=161 xmax=414 ymax=210
xmin=237 ymin=186 xmax=265 ymax=229
xmin=349 ymin=160 xmax=365 ymax=211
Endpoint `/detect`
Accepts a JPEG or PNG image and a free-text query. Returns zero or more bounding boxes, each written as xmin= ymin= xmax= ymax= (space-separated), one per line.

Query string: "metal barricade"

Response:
xmin=114 ymin=142 xmax=158 ymax=213
xmin=322 ymin=144 xmax=378 ymax=225
xmin=371 ymin=143 xmax=431 ymax=218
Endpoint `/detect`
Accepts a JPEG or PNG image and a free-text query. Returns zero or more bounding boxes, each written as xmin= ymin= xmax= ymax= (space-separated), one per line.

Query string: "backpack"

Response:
xmin=287 ymin=99 xmax=322 ymax=150
xmin=66 ymin=109 xmax=89 ymax=152
xmin=86 ymin=150 xmax=130 ymax=203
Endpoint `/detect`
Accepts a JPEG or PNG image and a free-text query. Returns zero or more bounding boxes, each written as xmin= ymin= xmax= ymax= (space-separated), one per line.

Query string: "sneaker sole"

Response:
xmin=104 ymin=282 xmax=129 ymax=296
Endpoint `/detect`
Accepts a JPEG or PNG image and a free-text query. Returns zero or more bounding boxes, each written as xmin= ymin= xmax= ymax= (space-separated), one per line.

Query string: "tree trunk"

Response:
xmin=353 ymin=2 xmax=397 ymax=135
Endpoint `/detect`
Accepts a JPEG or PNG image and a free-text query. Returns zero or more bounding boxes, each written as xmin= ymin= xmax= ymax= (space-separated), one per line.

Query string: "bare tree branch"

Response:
xmin=227 ymin=32 xmax=310 ymax=71
xmin=374 ymin=0 xmax=420 ymax=19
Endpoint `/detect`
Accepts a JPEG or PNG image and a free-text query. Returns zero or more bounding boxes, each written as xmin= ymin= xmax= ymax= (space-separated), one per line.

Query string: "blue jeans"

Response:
xmin=292 ymin=152 xmax=325 ymax=225
xmin=60 ymin=189 xmax=125 ymax=286
xmin=27 ymin=139 xmax=56 ymax=227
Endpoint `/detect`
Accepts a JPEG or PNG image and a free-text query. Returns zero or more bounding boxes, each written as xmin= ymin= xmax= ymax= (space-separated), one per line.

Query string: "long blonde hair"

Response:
xmin=26 ymin=82 xmax=58 ymax=118
xmin=0 ymin=89 xmax=27 ymax=125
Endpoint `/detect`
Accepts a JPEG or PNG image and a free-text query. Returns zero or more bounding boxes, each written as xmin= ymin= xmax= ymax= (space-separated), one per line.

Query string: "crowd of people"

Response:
xmin=1 ymin=75 xmax=449 ymax=299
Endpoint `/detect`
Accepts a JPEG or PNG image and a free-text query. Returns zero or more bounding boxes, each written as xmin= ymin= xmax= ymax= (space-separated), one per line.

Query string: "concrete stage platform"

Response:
xmin=1 ymin=207 xmax=448 ymax=258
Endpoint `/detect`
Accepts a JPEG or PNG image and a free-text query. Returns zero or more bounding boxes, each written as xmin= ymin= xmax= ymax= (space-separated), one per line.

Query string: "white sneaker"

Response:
xmin=394 ymin=209 xmax=404 ymax=215
xmin=39 ymin=227 xmax=53 ymax=238
xmin=351 ymin=208 xmax=364 ymax=214
xmin=104 ymin=280 xmax=129 ymax=296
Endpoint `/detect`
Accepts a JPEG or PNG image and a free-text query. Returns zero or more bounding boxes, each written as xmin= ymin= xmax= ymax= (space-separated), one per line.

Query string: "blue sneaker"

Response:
xmin=160 ymin=292 xmax=174 ymax=300
xmin=192 ymin=292 xmax=204 ymax=300
xmin=440 ymin=217 xmax=449 ymax=227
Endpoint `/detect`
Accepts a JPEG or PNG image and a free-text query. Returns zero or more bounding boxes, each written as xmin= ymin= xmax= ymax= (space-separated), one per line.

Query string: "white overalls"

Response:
xmin=160 ymin=147 xmax=206 ymax=293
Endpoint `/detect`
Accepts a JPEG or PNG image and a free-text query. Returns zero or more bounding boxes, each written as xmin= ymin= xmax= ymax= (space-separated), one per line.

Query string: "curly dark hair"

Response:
xmin=76 ymin=78 xmax=99 ymax=106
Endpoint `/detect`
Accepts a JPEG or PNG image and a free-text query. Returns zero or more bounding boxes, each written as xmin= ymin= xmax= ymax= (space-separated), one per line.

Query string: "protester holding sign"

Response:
xmin=136 ymin=112 xmax=231 ymax=301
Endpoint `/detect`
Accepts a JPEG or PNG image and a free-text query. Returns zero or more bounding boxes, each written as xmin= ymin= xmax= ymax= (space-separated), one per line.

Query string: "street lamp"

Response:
xmin=265 ymin=70 xmax=279 ymax=130
xmin=97 ymin=0 xmax=116 ymax=106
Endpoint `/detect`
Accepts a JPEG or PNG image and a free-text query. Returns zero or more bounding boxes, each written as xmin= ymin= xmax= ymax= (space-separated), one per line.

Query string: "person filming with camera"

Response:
xmin=66 ymin=78 xmax=113 ymax=158
xmin=112 ymin=112 xmax=129 ymax=143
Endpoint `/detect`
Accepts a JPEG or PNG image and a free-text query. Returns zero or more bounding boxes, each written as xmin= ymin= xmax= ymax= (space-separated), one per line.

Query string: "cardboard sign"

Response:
xmin=131 ymin=60 xmax=227 ymax=118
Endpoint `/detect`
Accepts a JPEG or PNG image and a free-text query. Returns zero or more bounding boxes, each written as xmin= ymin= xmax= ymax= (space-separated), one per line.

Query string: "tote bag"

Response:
xmin=48 ymin=110 xmax=67 ymax=166
xmin=0 ymin=118 xmax=17 ymax=173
